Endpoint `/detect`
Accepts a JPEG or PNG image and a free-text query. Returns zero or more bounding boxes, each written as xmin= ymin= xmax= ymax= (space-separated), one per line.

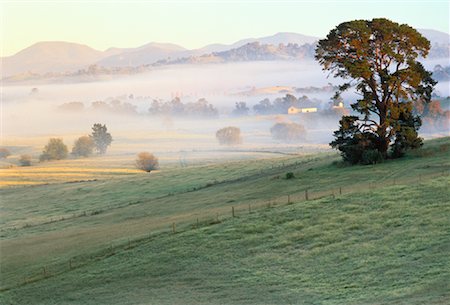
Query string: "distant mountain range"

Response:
xmin=1 ymin=30 xmax=449 ymax=79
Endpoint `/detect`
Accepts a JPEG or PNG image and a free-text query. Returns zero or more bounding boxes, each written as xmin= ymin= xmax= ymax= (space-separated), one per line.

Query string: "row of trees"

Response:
xmin=58 ymin=100 xmax=137 ymax=115
xmin=231 ymin=95 xmax=320 ymax=116
xmin=39 ymin=124 xmax=112 ymax=162
xmin=149 ymin=97 xmax=218 ymax=118
xmin=59 ymin=94 xmax=326 ymax=118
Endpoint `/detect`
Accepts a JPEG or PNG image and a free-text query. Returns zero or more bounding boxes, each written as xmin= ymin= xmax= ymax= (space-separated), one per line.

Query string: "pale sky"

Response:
xmin=1 ymin=0 xmax=449 ymax=56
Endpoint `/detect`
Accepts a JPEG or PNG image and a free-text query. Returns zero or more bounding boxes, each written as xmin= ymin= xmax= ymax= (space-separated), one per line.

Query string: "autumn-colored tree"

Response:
xmin=316 ymin=18 xmax=436 ymax=163
xmin=72 ymin=136 xmax=95 ymax=157
xmin=135 ymin=152 xmax=159 ymax=172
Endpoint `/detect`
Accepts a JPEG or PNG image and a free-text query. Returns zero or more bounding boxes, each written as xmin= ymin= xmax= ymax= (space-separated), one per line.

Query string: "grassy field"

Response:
xmin=0 ymin=137 xmax=449 ymax=304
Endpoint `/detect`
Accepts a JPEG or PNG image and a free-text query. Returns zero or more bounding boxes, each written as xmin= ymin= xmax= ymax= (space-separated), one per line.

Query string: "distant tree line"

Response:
xmin=252 ymin=94 xmax=319 ymax=115
xmin=58 ymin=99 xmax=137 ymax=115
xmin=149 ymin=97 xmax=218 ymax=118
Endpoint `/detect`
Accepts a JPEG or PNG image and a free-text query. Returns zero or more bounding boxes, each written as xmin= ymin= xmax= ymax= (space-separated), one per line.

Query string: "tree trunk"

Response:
xmin=377 ymin=106 xmax=390 ymax=158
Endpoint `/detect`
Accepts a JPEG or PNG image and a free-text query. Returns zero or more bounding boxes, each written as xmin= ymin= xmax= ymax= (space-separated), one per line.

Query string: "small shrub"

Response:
xmin=285 ymin=172 xmax=295 ymax=179
xmin=19 ymin=155 xmax=32 ymax=166
xmin=0 ymin=148 xmax=11 ymax=159
xmin=361 ymin=149 xmax=384 ymax=165
xmin=136 ymin=152 xmax=159 ymax=172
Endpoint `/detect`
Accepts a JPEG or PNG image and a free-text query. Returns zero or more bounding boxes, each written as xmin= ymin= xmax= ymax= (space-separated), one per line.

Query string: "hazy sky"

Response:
xmin=1 ymin=0 xmax=449 ymax=56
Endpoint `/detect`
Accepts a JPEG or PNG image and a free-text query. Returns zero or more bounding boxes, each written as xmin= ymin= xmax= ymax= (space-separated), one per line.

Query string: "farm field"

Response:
xmin=0 ymin=137 xmax=449 ymax=304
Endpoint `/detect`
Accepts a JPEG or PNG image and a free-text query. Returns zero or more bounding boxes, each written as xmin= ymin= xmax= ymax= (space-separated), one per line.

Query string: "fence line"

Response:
xmin=2 ymin=169 xmax=448 ymax=292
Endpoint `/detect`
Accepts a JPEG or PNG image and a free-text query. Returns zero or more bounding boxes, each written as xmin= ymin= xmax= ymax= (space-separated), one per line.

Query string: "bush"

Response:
xmin=285 ymin=172 xmax=295 ymax=179
xmin=19 ymin=155 xmax=32 ymax=166
xmin=0 ymin=148 xmax=11 ymax=159
xmin=72 ymin=136 xmax=95 ymax=157
xmin=270 ymin=122 xmax=306 ymax=142
xmin=216 ymin=127 xmax=242 ymax=145
xmin=361 ymin=149 xmax=384 ymax=165
xmin=136 ymin=152 xmax=159 ymax=172
xmin=40 ymin=138 xmax=68 ymax=161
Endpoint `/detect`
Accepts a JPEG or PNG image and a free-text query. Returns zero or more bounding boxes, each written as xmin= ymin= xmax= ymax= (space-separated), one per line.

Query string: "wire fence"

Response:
xmin=2 ymin=169 xmax=449 ymax=292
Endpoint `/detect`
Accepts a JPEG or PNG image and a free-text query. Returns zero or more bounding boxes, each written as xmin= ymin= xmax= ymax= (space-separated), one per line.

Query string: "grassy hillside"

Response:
xmin=1 ymin=137 xmax=449 ymax=304
xmin=2 ymin=175 xmax=449 ymax=304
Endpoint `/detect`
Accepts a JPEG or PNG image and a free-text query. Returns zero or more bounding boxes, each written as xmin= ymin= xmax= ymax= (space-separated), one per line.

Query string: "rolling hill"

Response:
xmin=1 ymin=30 xmax=449 ymax=79
xmin=0 ymin=137 xmax=449 ymax=304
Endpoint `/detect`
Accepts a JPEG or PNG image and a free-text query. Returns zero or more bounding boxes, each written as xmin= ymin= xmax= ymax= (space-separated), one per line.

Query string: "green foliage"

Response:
xmin=72 ymin=136 xmax=95 ymax=157
xmin=0 ymin=147 xmax=11 ymax=159
xmin=391 ymin=102 xmax=423 ymax=158
xmin=361 ymin=149 xmax=384 ymax=165
xmin=270 ymin=122 xmax=306 ymax=142
xmin=39 ymin=138 xmax=68 ymax=161
xmin=330 ymin=116 xmax=379 ymax=164
xmin=135 ymin=152 xmax=159 ymax=172
xmin=90 ymin=123 xmax=112 ymax=154
xmin=18 ymin=154 xmax=32 ymax=166
xmin=316 ymin=18 xmax=436 ymax=163
xmin=216 ymin=126 xmax=242 ymax=145
xmin=285 ymin=172 xmax=295 ymax=179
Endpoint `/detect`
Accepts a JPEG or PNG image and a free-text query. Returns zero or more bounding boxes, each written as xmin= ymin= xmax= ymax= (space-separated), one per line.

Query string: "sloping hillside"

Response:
xmin=0 ymin=138 xmax=449 ymax=304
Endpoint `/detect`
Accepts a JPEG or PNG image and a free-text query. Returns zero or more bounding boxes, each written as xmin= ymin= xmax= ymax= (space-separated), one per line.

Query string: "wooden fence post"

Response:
xmin=232 ymin=206 xmax=235 ymax=218
xmin=305 ymin=189 xmax=309 ymax=201
xmin=339 ymin=187 xmax=342 ymax=195
xmin=196 ymin=218 xmax=199 ymax=228
xmin=172 ymin=222 xmax=176 ymax=233
xmin=288 ymin=195 xmax=291 ymax=204
xmin=69 ymin=259 xmax=73 ymax=269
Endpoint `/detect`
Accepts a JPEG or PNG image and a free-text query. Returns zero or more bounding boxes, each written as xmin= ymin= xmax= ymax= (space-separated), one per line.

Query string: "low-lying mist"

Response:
xmin=2 ymin=60 xmax=448 ymax=161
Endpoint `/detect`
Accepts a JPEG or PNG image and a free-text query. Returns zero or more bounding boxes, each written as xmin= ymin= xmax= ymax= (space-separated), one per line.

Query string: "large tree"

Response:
xmin=316 ymin=18 xmax=436 ymax=163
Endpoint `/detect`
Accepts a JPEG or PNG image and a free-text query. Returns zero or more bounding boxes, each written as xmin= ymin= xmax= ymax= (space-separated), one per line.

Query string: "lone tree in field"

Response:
xmin=72 ymin=136 xmax=95 ymax=157
xmin=40 ymin=138 xmax=68 ymax=161
xmin=316 ymin=18 xmax=436 ymax=164
xmin=136 ymin=152 xmax=159 ymax=172
xmin=90 ymin=123 xmax=112 ymax=154
xmin=216 ymin=126 xmax=242 ymax=145
xmin=270 ymin=122 xmax=306 ymax=143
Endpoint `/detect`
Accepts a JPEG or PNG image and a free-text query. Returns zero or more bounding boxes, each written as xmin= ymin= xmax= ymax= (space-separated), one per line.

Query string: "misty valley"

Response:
xmin=1 ymin=19 xmax=450 ymax=305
